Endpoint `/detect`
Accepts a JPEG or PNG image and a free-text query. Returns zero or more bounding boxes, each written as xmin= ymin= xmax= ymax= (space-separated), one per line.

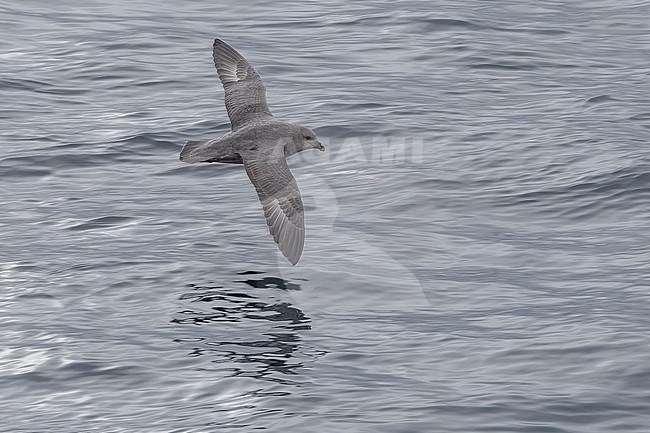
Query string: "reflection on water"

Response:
xmin=239 ymin=277 xmax=302 ymax=291
xmin=172 ymin=273 xmax=314 ymax=384
xmin=237 ymin=269 xmax=304 ymax=290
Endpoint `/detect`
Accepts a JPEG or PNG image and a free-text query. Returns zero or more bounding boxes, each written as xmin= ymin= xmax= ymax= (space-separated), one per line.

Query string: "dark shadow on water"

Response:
xmin=172 ymin=272 xmax=314 ymax=384
xmin=238 ymin=276 xmax=302 ymax=291
xmin=236 ymin=270 xmax=303 ymax=290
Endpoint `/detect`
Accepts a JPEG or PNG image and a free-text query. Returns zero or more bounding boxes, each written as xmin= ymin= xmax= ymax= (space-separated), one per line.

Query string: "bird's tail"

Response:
xmin=179 ymin=140 xmax=209 ymax=163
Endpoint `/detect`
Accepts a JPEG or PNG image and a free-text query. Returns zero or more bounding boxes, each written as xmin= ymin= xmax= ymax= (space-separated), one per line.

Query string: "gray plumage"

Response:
xmin=180 ymin=38 xmax=325 ymax=265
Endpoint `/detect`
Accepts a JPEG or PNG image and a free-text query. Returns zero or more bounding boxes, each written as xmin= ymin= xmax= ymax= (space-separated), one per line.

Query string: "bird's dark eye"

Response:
xmin=304 ymin=135 xmax=313 ymax=140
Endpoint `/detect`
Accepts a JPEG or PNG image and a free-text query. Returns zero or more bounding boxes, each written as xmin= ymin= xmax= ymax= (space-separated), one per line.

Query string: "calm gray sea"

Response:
xmin=1 ymin=1 xmax=649 ymax=432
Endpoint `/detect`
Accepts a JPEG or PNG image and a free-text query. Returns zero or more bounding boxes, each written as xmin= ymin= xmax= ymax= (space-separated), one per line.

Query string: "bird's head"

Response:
xmin=294 ymin=126 xmax=325 ymax=152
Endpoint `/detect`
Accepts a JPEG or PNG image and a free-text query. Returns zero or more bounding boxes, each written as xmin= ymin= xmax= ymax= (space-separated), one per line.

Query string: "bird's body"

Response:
xmin=180 ymin=38 xmax=324 ymax=265
xmin=181 ymin=119 xmax=314 ymax=164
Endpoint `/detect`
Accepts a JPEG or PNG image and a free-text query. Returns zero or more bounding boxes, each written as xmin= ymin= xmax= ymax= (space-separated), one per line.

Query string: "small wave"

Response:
xmin=467 ymin=62 xmax=539 ymax=71
xmin=586 ymin=95 xmax=617 ymax=104
xmin=65 ymin=216 xmax=135 ymax=231
xmin=0 ymin=153 xmax=112 ymax=179
xmin=495 ymin=165 xmax=650 ymax=221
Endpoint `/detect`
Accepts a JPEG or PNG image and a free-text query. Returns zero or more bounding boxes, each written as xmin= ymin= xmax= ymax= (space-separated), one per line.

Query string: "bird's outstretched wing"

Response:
xmin=240 ymin=145 xmax=305 ymax=265
xmin=213 ymin=38 xmax=273 ymax=131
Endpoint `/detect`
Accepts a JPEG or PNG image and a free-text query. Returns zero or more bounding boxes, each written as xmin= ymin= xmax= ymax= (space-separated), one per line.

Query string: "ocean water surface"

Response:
xmin=1 ymin=1 xmax=649 ymax=432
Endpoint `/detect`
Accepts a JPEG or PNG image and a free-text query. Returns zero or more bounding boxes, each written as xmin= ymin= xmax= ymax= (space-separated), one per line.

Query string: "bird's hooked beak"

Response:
xmin=318 ymin=142 xmax=326 ymax=152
